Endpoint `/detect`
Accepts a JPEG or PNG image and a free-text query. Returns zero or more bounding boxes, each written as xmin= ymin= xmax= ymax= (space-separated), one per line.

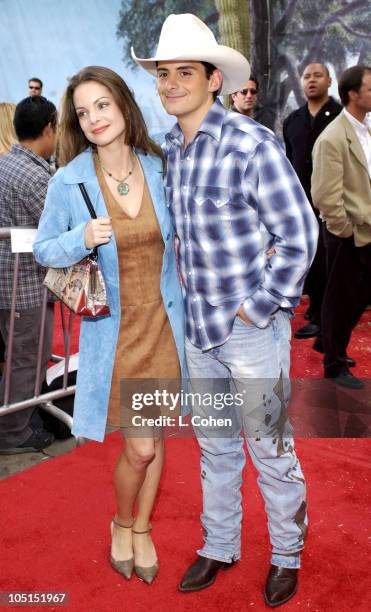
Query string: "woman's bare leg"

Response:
xmin=133 ymin=437 xmax=164 ymax=567
xmin=112 ymin=435 xmax=163 ymax=565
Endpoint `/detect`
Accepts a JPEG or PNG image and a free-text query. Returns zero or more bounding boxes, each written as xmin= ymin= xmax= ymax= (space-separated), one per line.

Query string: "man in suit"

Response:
xmin=311 ymin=65 xmax=371 ymax=389
xmin=283 ymin=64 xmax=342 ymax=341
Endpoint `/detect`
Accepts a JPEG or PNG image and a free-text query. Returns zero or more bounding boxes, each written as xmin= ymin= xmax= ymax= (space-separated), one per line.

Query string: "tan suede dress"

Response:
xmin=95 ymin=161 xmax=180 ymax=428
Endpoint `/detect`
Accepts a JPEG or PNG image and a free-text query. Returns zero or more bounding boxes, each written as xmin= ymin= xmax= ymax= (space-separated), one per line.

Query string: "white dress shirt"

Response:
xmin=344 ymin=108 xmax=371 ymax=177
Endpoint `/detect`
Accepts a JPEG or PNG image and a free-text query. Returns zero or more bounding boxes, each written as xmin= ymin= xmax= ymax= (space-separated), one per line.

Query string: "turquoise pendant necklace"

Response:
xmin=99 ymin=153 xmax=135 ymax=195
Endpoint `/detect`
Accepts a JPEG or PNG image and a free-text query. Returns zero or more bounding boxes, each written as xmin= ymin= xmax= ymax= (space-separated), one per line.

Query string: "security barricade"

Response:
xmin=0 ymin=227 xmax=77 ymax=437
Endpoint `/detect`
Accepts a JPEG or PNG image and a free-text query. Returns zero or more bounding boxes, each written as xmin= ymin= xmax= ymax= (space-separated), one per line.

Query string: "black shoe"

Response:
xmin=264 ymin=565 xmax=298 ymax=607
xmin=345 ymin=356 xmax=356 ymax=368
xmin=325 ymin=368 xmax=364 ymax=390
xmin=313 ymin=339 xmax=356 ymax=367
xmin=179 ymin=556 xmax=235 ymax=592
xmin=312 ymin=337 xmax=324 ymax=353
xmin=0 ymin=428 xmax=54 ymax=455
xmin=294 ymin=323 xmax=320 ymax=339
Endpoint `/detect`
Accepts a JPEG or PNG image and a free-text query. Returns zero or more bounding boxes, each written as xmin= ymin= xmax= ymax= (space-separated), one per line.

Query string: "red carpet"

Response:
xmin=291 ymin=297 xmax=371 ymax=378
xmin=0 ymin=301 xmax=369 ymax=611
xmin=0 ymin=434 xmax=370 ymax=611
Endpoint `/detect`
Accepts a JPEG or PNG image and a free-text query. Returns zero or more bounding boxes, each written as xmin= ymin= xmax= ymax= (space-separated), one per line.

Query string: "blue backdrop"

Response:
xmin=0 ymin=0 xmax=174 ymax=133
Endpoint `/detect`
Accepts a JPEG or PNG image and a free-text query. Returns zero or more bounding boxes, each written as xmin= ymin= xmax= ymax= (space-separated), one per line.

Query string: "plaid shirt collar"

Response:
xmin=11 ymin=143 xmax=50 ymax=172
xmin=165 ymin=98 xmax=226 ymax=148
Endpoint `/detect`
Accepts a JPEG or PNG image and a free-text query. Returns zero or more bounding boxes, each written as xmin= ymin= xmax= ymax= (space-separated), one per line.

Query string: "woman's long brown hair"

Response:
xmin=58 ymin=66 xmax=164 ymax=167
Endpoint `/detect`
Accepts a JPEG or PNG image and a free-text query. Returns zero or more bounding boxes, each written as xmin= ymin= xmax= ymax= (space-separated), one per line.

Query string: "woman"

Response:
xmin=0 ymin=102 xmax=17 ymax=157
xmin=33 ymin=67 xmax=186 ymax=585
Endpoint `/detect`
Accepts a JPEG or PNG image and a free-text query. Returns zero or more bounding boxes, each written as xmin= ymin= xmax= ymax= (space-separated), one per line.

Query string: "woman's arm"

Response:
xmin=33 ymin=175 xmax=93 ymax=268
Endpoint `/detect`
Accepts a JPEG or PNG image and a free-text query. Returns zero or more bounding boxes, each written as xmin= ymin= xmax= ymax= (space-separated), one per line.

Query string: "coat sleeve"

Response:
xmin=311 ymin=136 xmax=353 ymax=238
xmin=282 ymin=117 xmax=293 ymax=163
xmin=33 ymin=174 xmax=93 ymax=268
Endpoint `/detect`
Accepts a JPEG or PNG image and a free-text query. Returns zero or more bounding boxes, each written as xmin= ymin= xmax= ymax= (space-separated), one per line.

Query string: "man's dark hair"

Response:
xmin=201 ymin=61 xmax=219 ymax=100
xmin=201 ymin=61 xmax=217 ymax=80
xmin=231 ymin=74 xmax=259 ymax=100
xmin=28 ymin=77 xmax=43 ymax=88
xmin=338 ymin=65 xmax=371 ymax=106
xmin=14 ymin=96 xmax=57 ymax=140
xmin=248 ymin=75 xmax=259 ymax=92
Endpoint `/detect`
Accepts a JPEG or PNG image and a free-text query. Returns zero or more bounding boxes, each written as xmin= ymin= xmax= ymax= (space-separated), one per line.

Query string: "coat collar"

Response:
xmin=59 ymin=147 xmax=168 ymax=239
xmin=60 ymin=147 xmax=162 ymax=183
xmin=293 ymin=96 xmax=341 ymax=120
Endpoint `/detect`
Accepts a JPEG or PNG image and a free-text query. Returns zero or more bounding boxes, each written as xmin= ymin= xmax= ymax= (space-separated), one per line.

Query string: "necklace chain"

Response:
xmin=98 ymin=152 xmax=135 ymax=196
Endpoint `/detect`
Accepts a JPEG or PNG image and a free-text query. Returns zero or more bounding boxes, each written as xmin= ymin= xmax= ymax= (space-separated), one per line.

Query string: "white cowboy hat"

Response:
xmin=131 ymin=13 xmax=250 ymax=95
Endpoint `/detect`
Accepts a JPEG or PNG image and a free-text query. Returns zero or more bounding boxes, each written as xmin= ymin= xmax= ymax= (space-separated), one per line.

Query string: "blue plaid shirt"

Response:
xmin=163 ymin=99 xmax=318 ymax=351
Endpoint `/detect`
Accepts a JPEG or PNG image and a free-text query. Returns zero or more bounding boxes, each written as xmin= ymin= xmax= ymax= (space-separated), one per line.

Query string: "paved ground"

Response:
xmin=0 ymin=436 xmax=77 ymax=481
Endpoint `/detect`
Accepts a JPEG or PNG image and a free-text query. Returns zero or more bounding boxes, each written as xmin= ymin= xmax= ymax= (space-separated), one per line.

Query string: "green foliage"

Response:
xmin=117 ymin=0 xmax=219 ymax=69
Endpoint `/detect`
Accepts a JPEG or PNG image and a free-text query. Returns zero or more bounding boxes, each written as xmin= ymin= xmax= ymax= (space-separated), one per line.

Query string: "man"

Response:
xmin=312 ymin=65 xmax=371 ymax=389
xmin=231 ymin=75 xmax=259 ymax=117
xmin=28 ymin=78 xmax=43 ymax=96
xmin=283 ymin=64 xmax=342 ymax=341
xmin=133 ymin=13 xmax=318 ymax=607
xmin=0 ymin=96 xmax=57 ymax=453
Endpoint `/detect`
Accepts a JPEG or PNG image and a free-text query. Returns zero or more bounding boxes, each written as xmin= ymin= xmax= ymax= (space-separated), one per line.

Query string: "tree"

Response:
xmin=116 ymin=0 xmax=371 ymax=131
xmin=250 ymin=0 xmax=371 ymax=131
xmin=117 ymin=0 xmax=219 ymax=70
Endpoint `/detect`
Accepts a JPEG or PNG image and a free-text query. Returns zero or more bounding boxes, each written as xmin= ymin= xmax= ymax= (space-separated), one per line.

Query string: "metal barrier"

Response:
xmin=0 ymin=227 xmax=76 ymax=434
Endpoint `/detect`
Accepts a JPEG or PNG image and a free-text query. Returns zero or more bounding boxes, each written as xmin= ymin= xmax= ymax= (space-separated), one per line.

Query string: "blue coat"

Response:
xmin=33 ymin=148 xmax=186 ymax=442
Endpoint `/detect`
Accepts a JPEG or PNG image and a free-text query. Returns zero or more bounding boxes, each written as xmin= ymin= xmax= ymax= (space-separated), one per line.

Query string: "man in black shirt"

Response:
xmin=283 ymin=63 xmax=342 ymax=341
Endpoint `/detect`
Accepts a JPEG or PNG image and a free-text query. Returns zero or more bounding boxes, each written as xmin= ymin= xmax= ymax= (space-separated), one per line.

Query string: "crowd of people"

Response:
xmin=283 ymin=63 xmax=371 ymax=390
xmin=0 ymin=12 xmax=370 ymax=608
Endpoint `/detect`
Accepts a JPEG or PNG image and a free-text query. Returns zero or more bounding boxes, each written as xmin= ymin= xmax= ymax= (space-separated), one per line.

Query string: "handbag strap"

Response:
xmin=78 ymin=183 xmax=98 ymax=258
xmin=78 ymin=183 xmax=97 ymax=219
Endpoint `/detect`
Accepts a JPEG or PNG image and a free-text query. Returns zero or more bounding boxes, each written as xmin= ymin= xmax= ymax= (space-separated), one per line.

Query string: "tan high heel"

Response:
xmin=110 ymin=518 xmax=134 ymax=580
xmin=132 ymin=526 xmax=159 ymax=585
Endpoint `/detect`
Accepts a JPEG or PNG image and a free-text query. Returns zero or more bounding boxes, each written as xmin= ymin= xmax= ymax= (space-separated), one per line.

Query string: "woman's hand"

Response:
xmin=84 ymin=217 xmax=112 ymax=249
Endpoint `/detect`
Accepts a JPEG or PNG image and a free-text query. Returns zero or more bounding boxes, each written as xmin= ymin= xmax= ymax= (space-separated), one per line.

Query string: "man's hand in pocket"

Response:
xmin=237 ymin=305 xmax=254 ymax=326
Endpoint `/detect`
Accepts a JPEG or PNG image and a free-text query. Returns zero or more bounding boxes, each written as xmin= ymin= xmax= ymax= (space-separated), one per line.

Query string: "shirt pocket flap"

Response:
xmin=192 ymin=186 xmax=230 ymax=208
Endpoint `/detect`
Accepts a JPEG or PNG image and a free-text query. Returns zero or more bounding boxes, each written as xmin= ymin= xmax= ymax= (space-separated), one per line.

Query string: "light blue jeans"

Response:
xmin=185 ymin=310 xmax=307 ymax=569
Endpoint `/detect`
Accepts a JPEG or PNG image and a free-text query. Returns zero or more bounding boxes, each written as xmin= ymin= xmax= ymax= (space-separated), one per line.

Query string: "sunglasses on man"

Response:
xmin=239 ymin=88 xmax=257 ymax=95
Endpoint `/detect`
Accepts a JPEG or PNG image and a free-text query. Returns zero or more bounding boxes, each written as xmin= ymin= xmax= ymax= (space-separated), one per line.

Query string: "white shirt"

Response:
xmin=344 ymin=108 xmax=371 ymax=177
